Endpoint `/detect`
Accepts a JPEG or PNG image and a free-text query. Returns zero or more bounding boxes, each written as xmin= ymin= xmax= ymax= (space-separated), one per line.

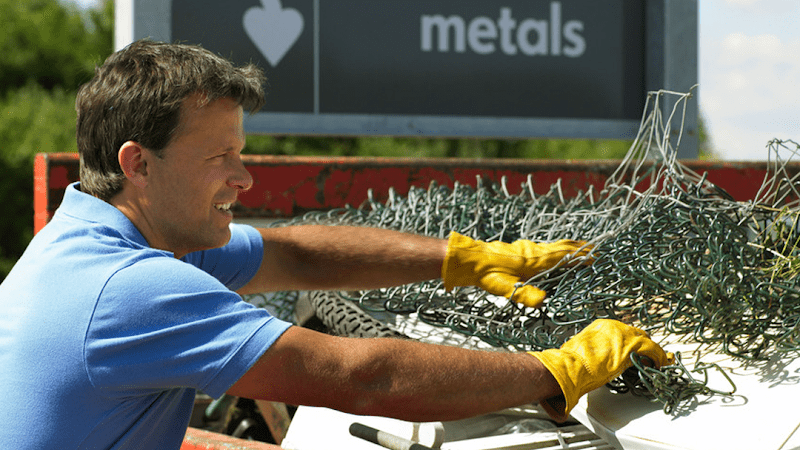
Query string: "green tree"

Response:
xmin=0 ymin=0 xmax=112 ymax=95
xmin=243 ymin=135 xmax=634 ymax=159
xmin=697 ymin=112 xmax=717 ymax=159
xmin=0 ymin=0 xmax=113 ymax=279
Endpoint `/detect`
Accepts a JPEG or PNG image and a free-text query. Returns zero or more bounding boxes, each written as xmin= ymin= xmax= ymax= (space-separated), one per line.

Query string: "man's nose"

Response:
xmin=228 ymin=157 xmax=253 ymax=191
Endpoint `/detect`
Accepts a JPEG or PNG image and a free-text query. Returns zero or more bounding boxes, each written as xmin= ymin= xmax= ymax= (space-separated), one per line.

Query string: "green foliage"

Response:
xmin=0 ymin=0 xmax=112 ymax=94
xmin=0 ymin=83 xmax=79 ymax=163
xmin=0 ymin=83 xmax=81 ymax=277
xmin=243 ymin=135 xmax=633 ymax=160
xmin=0 ymin=0 xmax=113 ymax=279
xmin=697 ymin=111 xmax=717 ymax=160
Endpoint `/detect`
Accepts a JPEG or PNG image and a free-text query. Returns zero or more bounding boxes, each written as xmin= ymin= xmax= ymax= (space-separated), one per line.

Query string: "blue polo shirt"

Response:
xmin=0 ymin=183 xmax=292 ymax=449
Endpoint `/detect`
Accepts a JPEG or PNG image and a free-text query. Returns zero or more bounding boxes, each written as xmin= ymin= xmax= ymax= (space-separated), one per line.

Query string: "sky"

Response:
xmin=68 ymin=0 xmax=799 ymax=161
xmin=700 ymin=0 xmax=799 ymax=160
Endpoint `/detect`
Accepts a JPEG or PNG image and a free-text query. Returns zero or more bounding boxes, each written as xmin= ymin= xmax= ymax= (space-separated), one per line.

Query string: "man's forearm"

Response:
xmin=239 ymin=225 xmax=447 ymax=294
xmin=335 ymin=336 xmax=562 ymax=422
xmin=229 ymin=326 xmax=562 ymax=423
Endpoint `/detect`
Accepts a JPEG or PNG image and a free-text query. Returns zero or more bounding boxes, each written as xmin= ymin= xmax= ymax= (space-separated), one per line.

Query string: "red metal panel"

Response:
xmin=180 ymin=427 xmax=281 ymax=450
xmin=33 ymin=153 xmax=799 ymax=234
xmin=33 ymin=153 xmax=49 ymax=234
xmin=33 ymin=153 xmax=80 ymax=234
xmin=687 ymin=161 xmax=773 ymax=202
xmin=234 ymin=156 xmax=619 ymax=218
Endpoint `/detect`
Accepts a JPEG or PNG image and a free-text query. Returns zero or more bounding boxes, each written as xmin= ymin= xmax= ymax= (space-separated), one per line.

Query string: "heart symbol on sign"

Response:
xmin=243 ymin=0 xmax=304 ymax=67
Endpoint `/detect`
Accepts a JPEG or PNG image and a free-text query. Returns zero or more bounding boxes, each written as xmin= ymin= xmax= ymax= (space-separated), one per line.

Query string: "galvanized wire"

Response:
xmin=254 ymin=89 xmax=800 ymax=414
xmin=607 ymin=352 xmax=737 ymax=415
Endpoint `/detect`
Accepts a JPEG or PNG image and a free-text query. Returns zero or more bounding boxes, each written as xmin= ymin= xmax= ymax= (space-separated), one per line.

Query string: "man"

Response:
xmin=0 ymin=40 xmax=670 ymax=449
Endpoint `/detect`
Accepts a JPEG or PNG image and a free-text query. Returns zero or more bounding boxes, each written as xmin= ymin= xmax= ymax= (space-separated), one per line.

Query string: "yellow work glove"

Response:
xmin=529 ymin=319 xmax=674 ymax=422
xmin=441 ymin=232 xmax=591 ymax=308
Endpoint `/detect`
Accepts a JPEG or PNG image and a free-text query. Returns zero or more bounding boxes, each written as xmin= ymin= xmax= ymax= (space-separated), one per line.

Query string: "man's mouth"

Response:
xmin=214 ymin=202 xmax=233 ymax=212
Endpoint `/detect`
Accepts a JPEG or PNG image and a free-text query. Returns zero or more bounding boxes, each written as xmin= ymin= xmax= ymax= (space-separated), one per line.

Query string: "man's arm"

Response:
xmin=236 ymin=225 xmax=590 ymax=309
xmin=227 ymin=325 xmax=562 ymax=423
xmin=237 ymin=225 xmax=447 ymax=295
xmin=232 ymin=225 xmax=562 ymax=422
xmin=229 ymin=320 xmax=673 ymax=423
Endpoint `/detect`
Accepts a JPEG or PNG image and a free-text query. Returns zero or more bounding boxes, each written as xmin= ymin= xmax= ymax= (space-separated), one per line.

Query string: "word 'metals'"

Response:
xmin=421 ymin=3 xmax=586 ymax=57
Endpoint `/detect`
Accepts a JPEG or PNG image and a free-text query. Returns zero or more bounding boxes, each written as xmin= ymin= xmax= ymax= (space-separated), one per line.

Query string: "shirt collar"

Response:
xmin=56 ymin=182 xmax=156 ymax=251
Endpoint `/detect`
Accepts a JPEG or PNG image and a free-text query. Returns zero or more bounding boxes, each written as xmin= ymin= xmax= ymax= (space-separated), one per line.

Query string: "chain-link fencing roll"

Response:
xmin=248 ymin=89 xmax=800 ymax=415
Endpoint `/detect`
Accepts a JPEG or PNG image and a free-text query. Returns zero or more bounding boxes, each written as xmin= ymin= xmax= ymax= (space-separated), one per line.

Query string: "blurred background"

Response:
xmin=8 ymin=0 xmax=793 ymax=280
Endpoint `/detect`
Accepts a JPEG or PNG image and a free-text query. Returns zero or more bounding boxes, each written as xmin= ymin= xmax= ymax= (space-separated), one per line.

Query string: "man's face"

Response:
xmin=142 ymin=95 xmax=252 ymax=258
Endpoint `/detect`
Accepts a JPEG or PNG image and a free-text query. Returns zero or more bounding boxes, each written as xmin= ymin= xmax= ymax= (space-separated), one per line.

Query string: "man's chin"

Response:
xmin=211 ymin=229 xmax=233 ymax=249
xmin=178 ymin=231 xmax=232 ymax=257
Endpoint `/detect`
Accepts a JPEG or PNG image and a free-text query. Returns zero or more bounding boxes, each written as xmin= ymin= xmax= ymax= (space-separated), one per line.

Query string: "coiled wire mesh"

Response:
xmin=248 ymin=89 xmax=800 ymax=414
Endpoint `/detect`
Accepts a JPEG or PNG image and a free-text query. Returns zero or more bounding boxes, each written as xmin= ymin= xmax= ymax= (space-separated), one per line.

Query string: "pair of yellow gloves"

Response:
xmin=441 ymin=232 xmax=673 ymax=422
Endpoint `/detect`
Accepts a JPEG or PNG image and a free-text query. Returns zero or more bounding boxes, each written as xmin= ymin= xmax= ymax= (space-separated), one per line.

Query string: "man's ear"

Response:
xmin=118 ymin=141 xmax=149 ymax=188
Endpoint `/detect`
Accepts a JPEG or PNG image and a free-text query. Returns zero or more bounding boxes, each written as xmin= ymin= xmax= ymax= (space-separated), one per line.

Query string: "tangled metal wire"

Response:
xmin=249 ymin=89 xmax=800 ymax=414
xmin=607 ymin=352 xmax=737 ymax=415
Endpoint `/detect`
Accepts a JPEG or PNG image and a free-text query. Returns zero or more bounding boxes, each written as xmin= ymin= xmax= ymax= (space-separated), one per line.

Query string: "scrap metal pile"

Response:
xmin=249 ymin=90 xmax=800 ymax=415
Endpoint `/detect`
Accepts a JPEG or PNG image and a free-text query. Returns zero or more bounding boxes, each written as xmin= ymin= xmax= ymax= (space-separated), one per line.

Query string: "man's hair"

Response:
xmin=76 ymin=39 xmax=266 ymax=201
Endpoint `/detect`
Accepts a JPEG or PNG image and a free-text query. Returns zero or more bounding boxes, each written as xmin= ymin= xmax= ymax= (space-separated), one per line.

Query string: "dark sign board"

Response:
xmin=118 ymin=0 xmax=697 ymax=150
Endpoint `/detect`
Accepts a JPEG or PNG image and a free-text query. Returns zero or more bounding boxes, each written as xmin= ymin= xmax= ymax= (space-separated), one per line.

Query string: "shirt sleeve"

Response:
xmin=84 ymin=256 xmax=292 ymax=399
xmin=180 ymin=223 xmax=263 ymax=291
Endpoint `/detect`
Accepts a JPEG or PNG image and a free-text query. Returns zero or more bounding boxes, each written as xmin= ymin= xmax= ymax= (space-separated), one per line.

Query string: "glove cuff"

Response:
xmin=441 ymin=232 xmax=476 ymax=290
xmin=528 ymin=350 xmax=577 ymax=423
